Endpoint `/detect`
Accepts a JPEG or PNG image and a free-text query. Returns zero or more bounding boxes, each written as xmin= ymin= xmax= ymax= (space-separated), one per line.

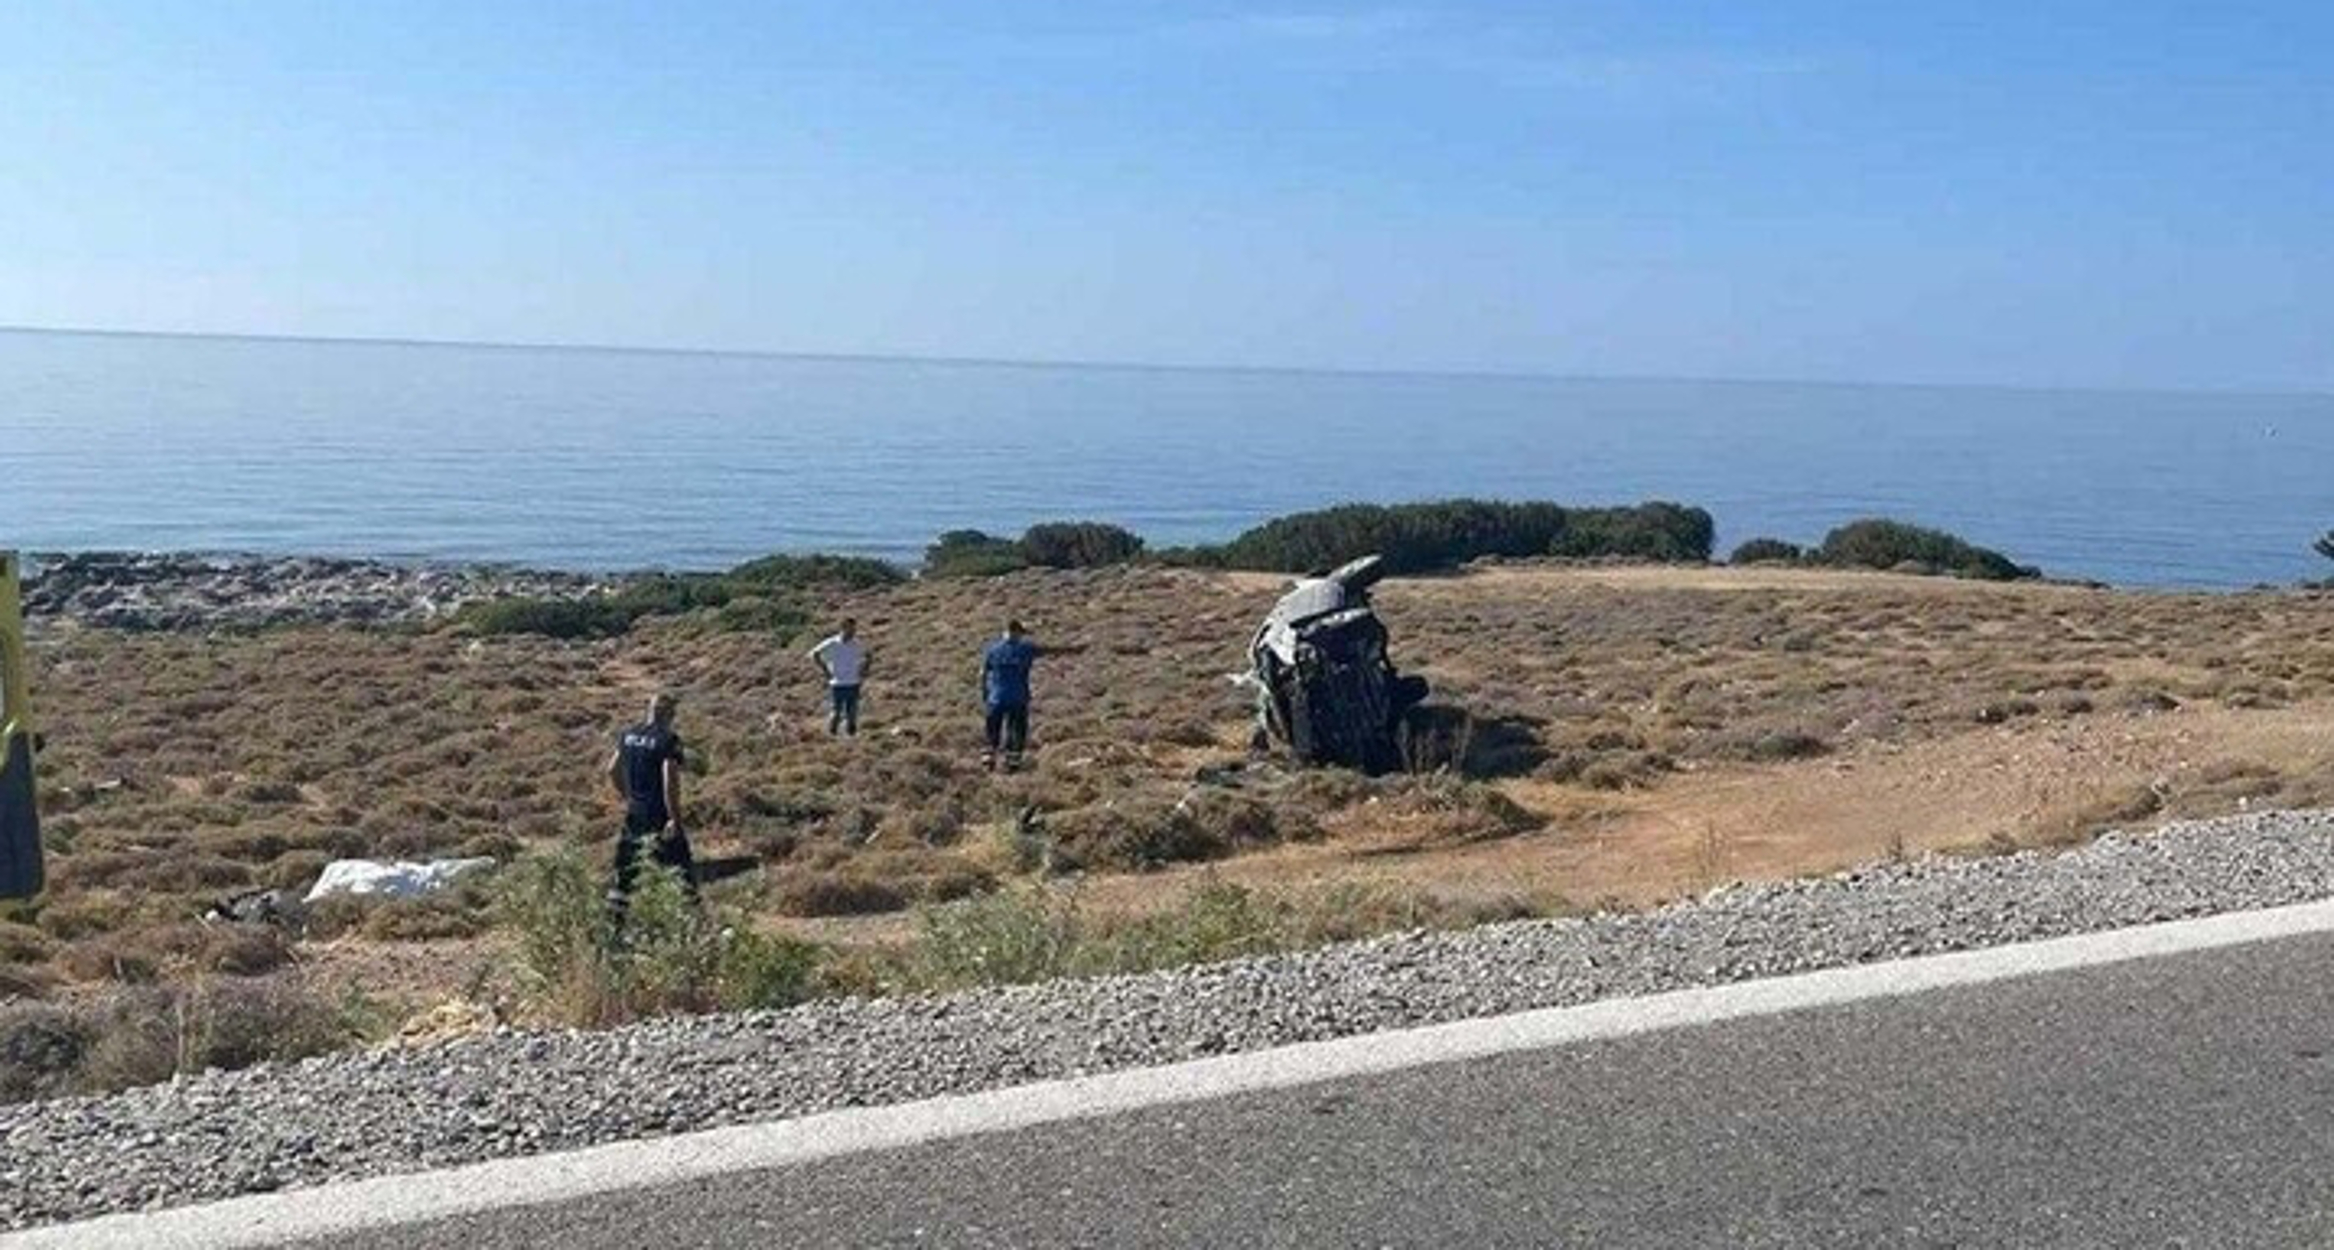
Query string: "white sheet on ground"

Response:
xmin=303 ymin=857 xmax=496 ymax=903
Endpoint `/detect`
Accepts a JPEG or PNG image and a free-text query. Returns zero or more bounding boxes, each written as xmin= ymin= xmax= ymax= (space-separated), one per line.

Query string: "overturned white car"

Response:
xmin=1248 ymin=555 xmax=1430 ymax=775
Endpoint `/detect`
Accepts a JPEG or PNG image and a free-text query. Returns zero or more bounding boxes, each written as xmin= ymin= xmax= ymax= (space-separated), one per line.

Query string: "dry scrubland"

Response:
xmin=8 ymin=563 xmax=2334 ymax=1093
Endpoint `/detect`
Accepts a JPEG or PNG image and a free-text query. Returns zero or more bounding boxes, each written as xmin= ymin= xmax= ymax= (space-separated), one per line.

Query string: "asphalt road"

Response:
xmin=318 ymin=929 xmax=2334 ymax=1248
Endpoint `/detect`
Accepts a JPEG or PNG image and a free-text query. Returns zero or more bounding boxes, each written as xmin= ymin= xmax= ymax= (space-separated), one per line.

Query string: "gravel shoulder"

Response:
xmin=11 ymin=808 xmax=2334 ymax=1229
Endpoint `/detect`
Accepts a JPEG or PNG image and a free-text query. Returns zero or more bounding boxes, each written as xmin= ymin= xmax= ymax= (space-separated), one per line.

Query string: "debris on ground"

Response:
xmin=205 ymin=888 xmax=301 ymax=927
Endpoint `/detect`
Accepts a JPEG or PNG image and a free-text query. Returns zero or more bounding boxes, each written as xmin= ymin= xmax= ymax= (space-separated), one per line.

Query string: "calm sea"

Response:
xmin=1 ymin=329 xmax=2326 ymax=588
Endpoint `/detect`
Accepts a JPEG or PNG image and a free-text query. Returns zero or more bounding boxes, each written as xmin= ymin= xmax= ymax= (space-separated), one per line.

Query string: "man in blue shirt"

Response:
xmin=980 ymin=619 xmax=1040 ymax=771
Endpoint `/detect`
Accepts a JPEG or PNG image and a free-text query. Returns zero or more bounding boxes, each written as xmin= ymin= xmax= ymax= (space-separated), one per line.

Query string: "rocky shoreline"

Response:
xmin=20 ymin=552 xmax=617 ymax=631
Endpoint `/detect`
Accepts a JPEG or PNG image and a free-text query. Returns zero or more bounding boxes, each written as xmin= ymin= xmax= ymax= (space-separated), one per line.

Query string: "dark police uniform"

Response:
xmin=612 ymin=720 xmax=694 ymax=907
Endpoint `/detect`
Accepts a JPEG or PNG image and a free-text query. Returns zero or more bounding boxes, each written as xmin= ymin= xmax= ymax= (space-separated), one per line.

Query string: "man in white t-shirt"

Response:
xmin=807 ymin=619 xmax=871 ymax=736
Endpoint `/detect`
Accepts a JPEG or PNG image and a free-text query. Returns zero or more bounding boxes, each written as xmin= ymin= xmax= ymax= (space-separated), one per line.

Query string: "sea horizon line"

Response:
xmin=4 ymin=322 xmax=2326 ymax=403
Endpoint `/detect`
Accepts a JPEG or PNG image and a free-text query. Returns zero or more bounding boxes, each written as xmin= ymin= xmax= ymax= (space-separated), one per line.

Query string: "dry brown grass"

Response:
xmin=8 ymin=563 xmax=2334 ymax=1012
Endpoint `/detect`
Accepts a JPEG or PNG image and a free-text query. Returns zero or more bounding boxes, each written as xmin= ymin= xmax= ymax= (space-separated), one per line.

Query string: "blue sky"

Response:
xmin=2 ymin=2 xmax=2328 ymax=389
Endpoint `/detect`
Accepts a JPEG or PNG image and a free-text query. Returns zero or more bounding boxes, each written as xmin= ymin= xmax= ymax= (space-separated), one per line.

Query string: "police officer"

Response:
xmin=605 ymin=691 xmax=695 ymax=916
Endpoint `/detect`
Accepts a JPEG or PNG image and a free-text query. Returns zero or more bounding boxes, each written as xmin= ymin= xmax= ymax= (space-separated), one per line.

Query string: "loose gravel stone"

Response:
xmin=8 ymin=808 xmax=2334 ymax=1229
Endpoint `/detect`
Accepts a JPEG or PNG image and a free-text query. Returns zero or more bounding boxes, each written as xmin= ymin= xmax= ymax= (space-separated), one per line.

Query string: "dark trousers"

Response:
xmin=984 ymin=701 xmax=1029 ymax=757
xmin=609 ymin=809 xmax=697 ymax=919
xmin=828 ymin=684 xmax=862 ymax=735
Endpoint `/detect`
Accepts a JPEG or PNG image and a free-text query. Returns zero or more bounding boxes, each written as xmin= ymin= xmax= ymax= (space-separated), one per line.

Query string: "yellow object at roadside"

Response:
xmin=0 ymin=552 xmax=43 ymax=898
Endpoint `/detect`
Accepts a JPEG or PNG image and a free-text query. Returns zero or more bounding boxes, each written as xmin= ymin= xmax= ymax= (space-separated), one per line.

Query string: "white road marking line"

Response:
xmin=18 ymin=896 xmax=2334 ymax=1249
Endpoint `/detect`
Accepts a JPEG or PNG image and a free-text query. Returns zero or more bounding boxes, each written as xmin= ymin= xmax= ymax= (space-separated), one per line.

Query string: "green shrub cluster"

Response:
xmin=903 ymin=877 xmax=1550 ymax=992
xmin=1207 ymin=499 xmax=1713 ymax=575
xmin=708 ymin=596 xmax=810 ymax=635
xmin=724 ymin=553 xmax=906 ymax=591
xmin=495 ymin=847 xmax=822 ymax=1026
xmin=461 ymin=497 xmax=1738 ymax=621
xmin=1550 ymin=502 xmax=1716 ymax=563
xmin=923 ymin=530 xmax=1029 ymax=578
xmin=457 ymin=551 xmax=903 ymax=639
xmin=1728 ymin=537 xmax=1805 ymax=565
xmin=1814 ymin=518 xmax=2036 ymax=581
xmin=910 ymin=878 xmax=1286 ymax=986
xmin=1209 ymin=500 xmax=1565 ymax=575
xmin=455 ymin=595 xmax=637 ymax=640
xmin=925 ymin=502 xmax=1718 ymax=577
xmin=2 ymin=862 xmax=1560 ymax=1099
xmin=456 ymin=502 xmax=2045 ymax=638
xmin=924 ymin=521 xmax=1146 ymax=577
xmin=1019 ymin=521 xmax=1146 ymax=569
xmin=906 ymin=881 xmax=1087 ymax=988
xmin=1149 ymin=545 xmax=1230 ymax=569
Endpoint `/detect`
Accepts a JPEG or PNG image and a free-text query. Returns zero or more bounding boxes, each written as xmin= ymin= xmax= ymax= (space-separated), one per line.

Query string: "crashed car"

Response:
xmin=1248 ymin=554 xmax=1429 ymax=775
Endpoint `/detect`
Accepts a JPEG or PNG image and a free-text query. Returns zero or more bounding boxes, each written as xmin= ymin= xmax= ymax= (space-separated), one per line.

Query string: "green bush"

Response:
xmin=456 ymin=595 xmax=637 ymax=640
xmin=909 ymin=881 xmax=1085 ymax=989
xmin=1551 ymin=502 xmax=1715 ymax=563
xmin=1728 ymin=537 xmax=1805 ymax=565
xmin=908 ymin=879 xmax=1281 ymax=988
xmin=1097 ymin=879 xmax=1284 ymax=971
xmin=610 ymin=574 xmax=735 ymax=618
xmin=1212 ymin=500 xmax=1565 ymax=574
xmin=909 ymin=881 xmax=1286 ymax=991
xmin=718 ymin=925 xmax=825 ymax=1010
xmin=725 ymin=553 xmax=906 ymax=591
xmin=1149 ymin=545 xmax=1229 ymax=569
xmin=924 ymin=530 xmax=1028 ymax=578
xmin=1815 ymin=518 xmax=2036 ymax=581
xmin=709 ymin=595 xmax=808 ymax=638
xmin=902 ymin=876 xmax=1555 ymax=994
xmin=457 ymin=560 xmax=846 ymax=640
xmin=498 ymin=847 xmax=607 ymax=998
xmin=1205 ymin=499 xmax=1711 ymax=575
xmin=495 ymin=847 xmax=824 ymax=1026
xmin=1018 ymin=522 xmax=1145 ymax=569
